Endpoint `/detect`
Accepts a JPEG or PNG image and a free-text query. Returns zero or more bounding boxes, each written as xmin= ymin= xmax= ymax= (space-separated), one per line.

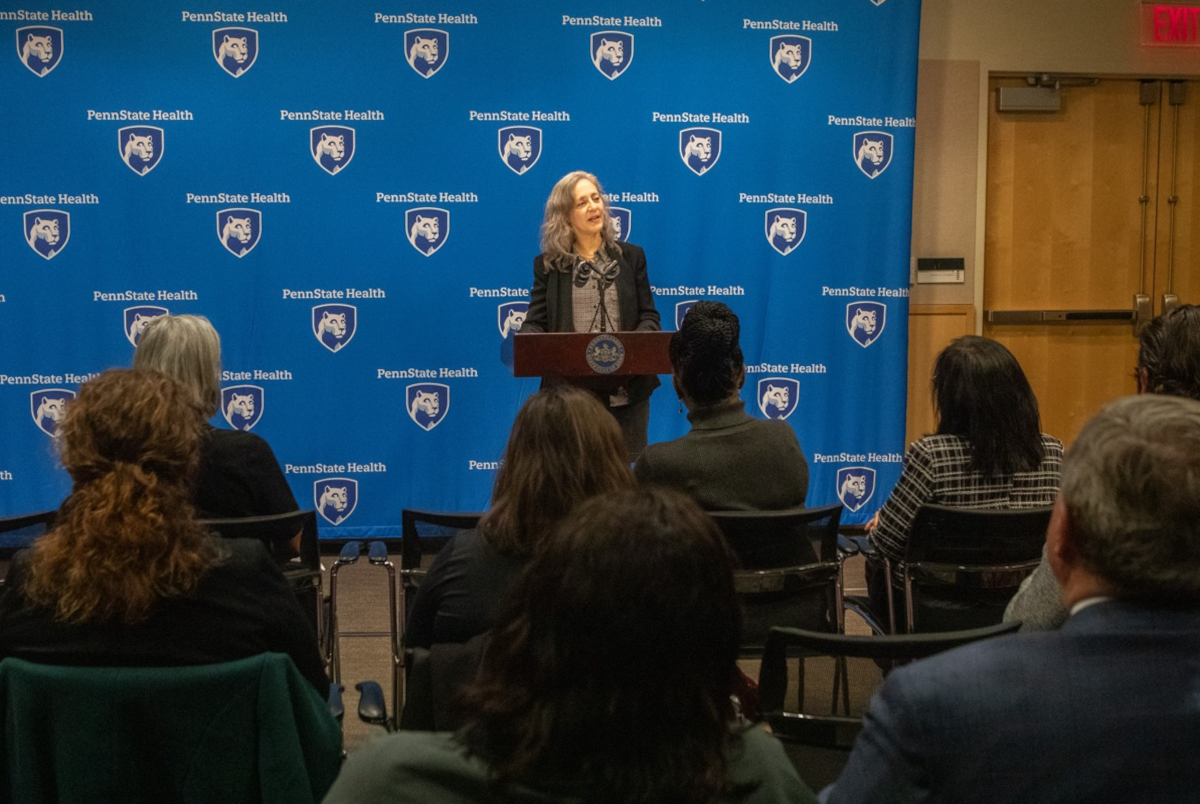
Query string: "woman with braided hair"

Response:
xmin=0 ymin=369 xmax=327 ymax=692
xmin=634 ymin=301 xmax=809 ymax=511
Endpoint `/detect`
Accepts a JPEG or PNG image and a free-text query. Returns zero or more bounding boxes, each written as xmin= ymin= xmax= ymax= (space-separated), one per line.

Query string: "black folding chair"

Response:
xmin=709 ymin=504 xmax=845 ymax=654
xmin=399 ymin=509 xmax=483 ymax=614
xmin=0 ymin=510 xmax=56 ymax=569
xmin=758 ymin=622 xmax=1020 ymax=790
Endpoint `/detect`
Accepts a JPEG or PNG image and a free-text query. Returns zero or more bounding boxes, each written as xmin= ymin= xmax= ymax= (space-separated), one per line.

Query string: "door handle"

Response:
xmin=986 ymin=294 xmax=1152 ymax=333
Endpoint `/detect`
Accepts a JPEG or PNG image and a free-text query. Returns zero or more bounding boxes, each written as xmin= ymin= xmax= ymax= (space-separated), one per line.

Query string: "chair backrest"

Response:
xmin=0 ymin=510 xmax=55 ymax=559
xmin=199 ymin=510 xmax=322 ymax=638
xmin=399 ymin=633 xmax=489 ymax=732
xmin=709 ymin=503 xmax=843 ymax=568
xmin=399 ymin=509 xmax=484 ymax=572
xmin=0 ymin=653 xmax=342 ymax=804
xmin=907 ymin=504 xmax=1052 ymax=566
xmin=709 ymin=505 xmax=845 ymax=649
xmin=757 ymin=622 xmax=1019 ymax=788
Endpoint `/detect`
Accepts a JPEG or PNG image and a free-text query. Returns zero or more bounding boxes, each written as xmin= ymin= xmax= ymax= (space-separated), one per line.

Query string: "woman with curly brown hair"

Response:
xmin=326 ymin=487 xmax=816 ymax=804
xmin=0 ymin=369 xmax=326 ymax=692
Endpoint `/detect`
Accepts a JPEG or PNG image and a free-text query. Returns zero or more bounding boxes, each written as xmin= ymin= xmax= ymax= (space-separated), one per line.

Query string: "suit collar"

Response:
xmin=1062 ymin=598 xmax=1200 ymax=635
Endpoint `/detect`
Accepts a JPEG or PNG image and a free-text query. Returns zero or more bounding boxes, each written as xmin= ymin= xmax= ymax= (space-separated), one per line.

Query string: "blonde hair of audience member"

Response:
xmin=133 ymin=313 xmax=222 ymax=419
xmin=480 ymin=385 xmax=633 ymax=557
xmin=24 ymin=369 xmax=224 ymax=624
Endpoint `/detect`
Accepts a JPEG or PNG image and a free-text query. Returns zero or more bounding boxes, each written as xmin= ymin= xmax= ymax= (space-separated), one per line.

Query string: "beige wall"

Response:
xmin=912 ymin=0 xmax=1200 ymax=319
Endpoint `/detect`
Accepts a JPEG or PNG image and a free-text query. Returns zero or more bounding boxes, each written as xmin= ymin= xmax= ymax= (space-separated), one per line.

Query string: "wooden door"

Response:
xmin=984 ymin=78 xmax=1175 ymax=445
xmin=1155 ymin=81 xmax=1200 ymax=310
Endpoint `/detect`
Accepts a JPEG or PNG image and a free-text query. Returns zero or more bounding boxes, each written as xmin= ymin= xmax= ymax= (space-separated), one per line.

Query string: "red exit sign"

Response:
xmin=1143 ymin=4 xmax=1200 ymax=46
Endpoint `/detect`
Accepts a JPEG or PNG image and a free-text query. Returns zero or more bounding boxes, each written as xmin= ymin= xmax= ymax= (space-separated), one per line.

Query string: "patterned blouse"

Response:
xmin=570 ymin=247 xmax=621 ymax=333
xmin=869 ymin=433 xmax=1064 ymax=571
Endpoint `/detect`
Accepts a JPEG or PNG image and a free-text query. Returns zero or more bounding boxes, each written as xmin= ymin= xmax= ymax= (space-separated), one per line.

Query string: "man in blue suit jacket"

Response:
xmin=825 ymin=394 xmax=1200 ymax=804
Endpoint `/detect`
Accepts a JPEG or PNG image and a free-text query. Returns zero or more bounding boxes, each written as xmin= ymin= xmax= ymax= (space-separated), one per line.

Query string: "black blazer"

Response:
xmin=523 ymin=241 xmax=662 ymax=402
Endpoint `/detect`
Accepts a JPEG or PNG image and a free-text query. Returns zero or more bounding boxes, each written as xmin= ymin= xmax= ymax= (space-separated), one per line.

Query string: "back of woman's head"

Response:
xmin=1137 ymin=304 xmax=1200 ymax=401
xmin=481 ymin=385 xmax=633 ymax=556
xmin=26 ymin=369 xmax=222 ymax=624
xmin=670 ymin=302 xmax=744 ymax=408
xmin=133 ymin=314 xmax=222 ymax=419
xmin=461 ymin=487 xmax=742 ymax=804
xmin=933 ymin=335 xmax=1043 ymax=476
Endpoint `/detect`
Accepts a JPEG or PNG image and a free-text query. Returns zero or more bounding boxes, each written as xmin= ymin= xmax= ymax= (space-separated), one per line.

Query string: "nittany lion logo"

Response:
xmin=769 ymin=35 xmax=811 ymax=83
xmin=765 ymin=208 xmax=807 ymax=256
xmin=680 ymin=127 xmax=722 ymax=176
xmin=846 ymin=301 xmax=887 ymax=348
xmin=757 ymin=377 xmax=799 ymax=421
xmin=675 ymin=300 xmax=699 ymax=331
xmin=836 ymin=466 xmax=877 ymax=513
xmin=124 ymin=306 xmax=169 ymax=347
xmin=407 ymin=383 xmax=449 ymax=431
xmin=30 ymin=389 xmax=75 ymax=437
xmin=405 ymin=28 xmax=448 ymax=78
xmin=314 ymin=477 xmax=358 ymax=526
xmin=498 ymin=126 xmax=543 ymax=175
xmin=23 ymin=209 xmax=69 ymax=260
xmin=216 ymin=208 xmax=262 ymax=257
xmin=221 ymin=385 xmax=265 ymax=432
xmin=406 ymin=207 xmax=449 ymax=256
xmin=591 ymin=31 xmax=633 ymax=80
xmin=853 ymin=130 xmax=894 ymax=179
xmin=498 ymin=301 xmax=529 ymax=339
xmin=212 ymin=27 xmax=258 ymax=78
xmin=117 ymin=126 xmax=164 ymax=176
xmin=607 ymin=206 xmax=632 ymax=243
xmin=310 ymin=126 xmax=355 ymax=176
xmin=16 ymin=26 xmax=63 ymax=77
xmin=313 ymin=304 xmax=357 ymax=353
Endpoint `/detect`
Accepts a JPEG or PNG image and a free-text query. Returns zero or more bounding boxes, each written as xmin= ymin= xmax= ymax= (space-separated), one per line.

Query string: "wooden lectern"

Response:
xmin=507 ymin=331 xmax=673 ymax=393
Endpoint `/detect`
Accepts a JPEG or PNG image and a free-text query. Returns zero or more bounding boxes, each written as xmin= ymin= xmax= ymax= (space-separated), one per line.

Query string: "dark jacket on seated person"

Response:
xmin=634 ymin=399 xmax=809 ymax=510
xmin=405 ymin=529 xmax=524 ymax=649
xmin=195 ymin=425 xmax=299 ymax=519
xmin=0 ymin=538 xmax=327 ymax=692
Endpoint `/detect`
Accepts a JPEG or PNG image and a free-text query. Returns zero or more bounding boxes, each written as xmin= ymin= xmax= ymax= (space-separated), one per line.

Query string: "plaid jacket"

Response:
xmin=870 ymin=433 xmax=1063 ymax=566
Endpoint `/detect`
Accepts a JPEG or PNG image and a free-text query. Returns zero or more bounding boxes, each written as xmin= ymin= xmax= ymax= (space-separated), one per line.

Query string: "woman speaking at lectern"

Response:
xmin=522 ymin=170 xmax=661 ymax=459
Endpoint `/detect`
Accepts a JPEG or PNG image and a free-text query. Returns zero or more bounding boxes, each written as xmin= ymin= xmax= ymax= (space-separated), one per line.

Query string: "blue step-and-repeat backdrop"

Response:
xmin=1 ymin=1 xmax=920 ymax=537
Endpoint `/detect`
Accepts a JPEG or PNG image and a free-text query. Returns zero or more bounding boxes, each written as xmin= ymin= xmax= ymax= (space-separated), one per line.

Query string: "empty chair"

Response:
xmin=0 ymin=510 xmax=54 ymax=563
xmin=758 ymin=622 xmax=1020 ymax=790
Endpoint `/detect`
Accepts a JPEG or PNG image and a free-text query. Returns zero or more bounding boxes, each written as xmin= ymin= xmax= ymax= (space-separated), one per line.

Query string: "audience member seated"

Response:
xmin=635 ymin=301 xmax=809 ymax=510
xmin=325 ymin=487 xmax=817 ymax=804
xmin=0 ymin=369 xmax=327 ymax=692
xmin=824 ymin=395 xmax=1200 ymax=803
xmin=134 ymin=314 xmax=299 ymax=521
xmin=863 ymin=336 xmax=1062 ymax=624
xmin=1006 ymin=303 xmax=1200 ymax=631
xmin=405 ymin=385 xmax=633 ymax=649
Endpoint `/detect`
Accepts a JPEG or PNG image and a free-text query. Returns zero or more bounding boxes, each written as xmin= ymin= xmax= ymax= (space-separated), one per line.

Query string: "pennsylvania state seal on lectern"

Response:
xmin=585 ymin=334 xmax=625 ymax=374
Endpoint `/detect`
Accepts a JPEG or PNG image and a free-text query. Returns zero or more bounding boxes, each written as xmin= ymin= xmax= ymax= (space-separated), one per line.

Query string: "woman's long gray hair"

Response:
xmin=539 ymin=170 xmax=621 ymax=273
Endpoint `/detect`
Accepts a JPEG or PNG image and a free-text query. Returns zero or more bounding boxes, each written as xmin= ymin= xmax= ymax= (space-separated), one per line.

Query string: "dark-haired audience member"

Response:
xmin=825 ymin=395 xmax=1200 ymax=803
xmin=134 ymin=314 xmax=299 ymax=521
xmin=405 ymin=385 xmax=633 ymax=649
xmin=325 ymin=487 xmax=817 ymax=804
xmin=1006 ymin=303 xmax=1200 ymax=631
xmin=865 ymin=336 xmax=1062 ymax=622
xmin=0 ymin=369 xmax=327 ymax=692
xmin=634 ymin=302 xmax=809 ymax=510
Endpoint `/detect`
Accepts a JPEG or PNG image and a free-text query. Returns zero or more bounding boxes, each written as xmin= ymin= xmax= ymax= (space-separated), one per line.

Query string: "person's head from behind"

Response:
xmin=133 ymin=313 xmax=222 ymax=419
xmin=481 ymin=385 xmax=633 ymax=556
xmin=670 ymin=301 xmax=745 ymax=410
xmin=1049 ymin=394 xmax=1200 ymax=608
xmin=26 ymin=369 xmax=221 ymax=624
xmin=1136 ymin=304 xmax=1200 ymax=400
xmin=933 ymin=335 xmax=1042 ymax=476
xmin=461 ymin=487 xmax=742 ymax=803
